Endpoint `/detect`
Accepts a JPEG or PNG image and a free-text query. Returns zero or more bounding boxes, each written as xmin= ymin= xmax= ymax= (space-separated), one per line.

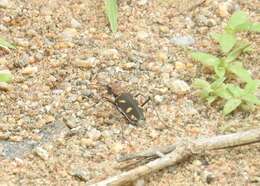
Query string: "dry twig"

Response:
xmin=91 ymin=128 xmax=260 ymax=186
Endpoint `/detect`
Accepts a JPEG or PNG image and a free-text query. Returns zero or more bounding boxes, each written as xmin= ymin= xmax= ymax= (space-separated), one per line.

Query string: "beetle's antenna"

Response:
xmin=150 ymin=97 xmax=170 ymax=129
xmin=106 ymin=85 xmax=119 ymax=97
xmin=141 ymin=96 xmax=151 ymax=107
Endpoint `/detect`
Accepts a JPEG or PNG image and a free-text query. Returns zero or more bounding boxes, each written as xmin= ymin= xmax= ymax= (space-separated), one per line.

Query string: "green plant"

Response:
xmin=0 ymin=70 xmax=12 ymax=83
xmin=0 ymin=37 xmax=16 ymax=50
xmin=104 ymin=0 xmax=118 ymax=33
xmin=191 ymin=11 xmax=260 ymax=115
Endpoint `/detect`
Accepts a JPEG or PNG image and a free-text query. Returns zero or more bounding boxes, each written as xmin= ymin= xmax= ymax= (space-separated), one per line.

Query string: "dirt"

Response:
xmin=0 ymin=0 xmax=259 ymax=185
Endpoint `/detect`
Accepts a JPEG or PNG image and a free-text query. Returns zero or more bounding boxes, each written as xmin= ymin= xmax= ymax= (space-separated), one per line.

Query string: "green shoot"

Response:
xmin=104 ymin=0 xmax=118 ymax=33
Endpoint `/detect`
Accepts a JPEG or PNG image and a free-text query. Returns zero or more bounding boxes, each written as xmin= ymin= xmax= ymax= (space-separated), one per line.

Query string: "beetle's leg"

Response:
xmin=102 ymin=96 xmax=117 ymax=106
xmin=134 ymin=93 xmax=151 ymax=107
xmin=134 ymin=93 xmax=141 ymax=98
xmin=141 ymin=96 xmax=151 ymax=107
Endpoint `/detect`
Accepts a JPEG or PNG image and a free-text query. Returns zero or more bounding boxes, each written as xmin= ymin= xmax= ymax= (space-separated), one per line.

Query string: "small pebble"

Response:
xmin=0 ymin=0 xmax=11 ymax=8
xmin=202 ymin=170 xmax=215 ymax=184
xmin=134 ymin=179 xmax=145 ymax=186
xmin=73 ymin=57 xmax=98 ymax=69
xmin=154 ymin=95 xmax=164 ymax=104
xmin=0 ymin=82 xmax=11 ymax=91
xmin=70 ymin=18 xmax=81 ymax=28
xmin=9 ymin=135 xmax=23 ymax=142
xmin=101 ymin=49 xmax=119 ymax=59
xmin=14 ymin=38 xmax=30 ymax=47
xmin=60 ymin=28 xmax=78 ymax=41
xmin=138 ymin=0 xmax=148 ymax=5
xmin=34 ymin=146 xmax=49 ymax=160
xmin=70 ymin=168 xmax=90 ymax=181
xmin=170 ymin=35 xmax=195 ymax=46
xmin=168 ymin=79 xmax=191 ymax=94
xmin=0 ymin=132 xmax=10 ymax=140
xmin=21 ymin=66 xmax=38 ymax=75
xmin=87 ymin=128 xmax=101 ymax=141
xmin=136 ymin=31 xmax=149 ymax=40
xmin=80 ymin=138 xmax=95 ymax=147
xmin=111 ymin=142 xmax=123 ymax=153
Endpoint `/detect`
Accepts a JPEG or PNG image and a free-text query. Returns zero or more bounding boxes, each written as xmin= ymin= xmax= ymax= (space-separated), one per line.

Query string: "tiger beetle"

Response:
xmin=103 ymin=84 xmax=150 ymax=125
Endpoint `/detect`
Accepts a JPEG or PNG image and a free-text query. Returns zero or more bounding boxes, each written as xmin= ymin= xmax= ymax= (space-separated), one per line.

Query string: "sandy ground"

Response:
xmin=0 ymin=0 xmax=259 ymax=185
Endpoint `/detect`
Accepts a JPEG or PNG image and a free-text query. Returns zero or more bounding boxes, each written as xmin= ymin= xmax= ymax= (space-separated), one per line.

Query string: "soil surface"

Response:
xmin=0 ymin=0 xmax=259 ymax=185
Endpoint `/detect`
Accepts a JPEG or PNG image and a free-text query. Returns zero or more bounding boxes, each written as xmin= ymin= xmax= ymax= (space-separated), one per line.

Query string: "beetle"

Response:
xmin=103 ymin=82 xmax=150 ymax=125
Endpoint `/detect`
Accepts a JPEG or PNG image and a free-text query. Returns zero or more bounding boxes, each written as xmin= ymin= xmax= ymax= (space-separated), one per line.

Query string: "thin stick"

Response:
xmin=90 ymin=128 xmax=260 ymax=186
xmin=117 ymin=144 xmax=176 ymax=162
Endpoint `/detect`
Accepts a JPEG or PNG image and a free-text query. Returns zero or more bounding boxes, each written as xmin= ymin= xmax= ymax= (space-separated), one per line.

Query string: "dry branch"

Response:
xmin=91 ymin=128 xmax=260 ymax=186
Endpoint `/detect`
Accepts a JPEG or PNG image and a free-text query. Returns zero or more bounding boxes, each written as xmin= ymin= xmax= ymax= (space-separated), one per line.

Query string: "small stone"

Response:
xmin=138 ymin=0 xmax=148 ymax=5
xmin=192 ymin=159 xmax=202 ymax=166
xmin=175 ymin=61 xmax=186 ymax=72
xmin=0 ymin=58 xmax=8 ymax=65
xmin=156 ymin=51 xmax=168 ymax=63
xmin=134 ymin=179 xmax=145 ymax=186
xmin=154 ymin=95 xmax=164 ymax=104
xmin=73 ymin=57 xmax=98 ymax=69
xmin=202 ymin=170 xmax=215 ymax=184
xmin=34 ymin=146 xmax=49 ymax=160
xmin=149 ymin=129 xmax=159 ymax=138
xmin=21 ymin=66 xmax=38 ymax=75
xmin=159 ymin=25 xmax=170 ymax=33
xmin=170 ymin=35 xmax=195 ymax=46
xmin=64 ymin=116 xmax=78 ymax=129
xmin=44 ymin=115 xmax=55 ymax=124
xmin=122 ymin=62 xmax=138 ymax=69
xmin=70 ymin=18 xmax=81 ymax=28
xmin=14 ymin=38 xmax=29 ymax=47
xmin=111 ymin=142 xmax=123 ymax=153
xmin=101 ymin=49 xmax=119 ymax=59
xmin=0 ymin=132 xmax=10 ymax=140
xmin=87 ymin=128 xmax=101 ymax=141
xmin=80 ymin=138 xmax=95 ymax=147
xmin=136 ymin=31 xmax=149 ymax=40
xmin=0 ymin=24 xmax=8 ymax=31
xmin=218 ymin=3 xmax=230 ymax=18
xmin=9 ymin=135 xmax=23 ymax=142
xmin=0 ymin=0 xmax=11 ymax=8
xmin=169 ymin=79 xmax=190 ymax=94
xmin=60 ymin=28 xmax=78 ymax=41
xmin=0 ymin=82 xmax=12 ymax=91
xmin=70 ymin=168 xmax=90 ymax=181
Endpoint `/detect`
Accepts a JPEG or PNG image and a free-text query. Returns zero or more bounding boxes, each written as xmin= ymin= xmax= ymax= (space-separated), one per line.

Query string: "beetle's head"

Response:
xmin=106 ymin=81 xmax=126 ymax=97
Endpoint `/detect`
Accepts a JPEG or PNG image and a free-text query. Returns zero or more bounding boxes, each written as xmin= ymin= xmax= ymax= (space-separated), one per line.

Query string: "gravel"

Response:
xmin=0 ymin=0 xmax=259 ymax=185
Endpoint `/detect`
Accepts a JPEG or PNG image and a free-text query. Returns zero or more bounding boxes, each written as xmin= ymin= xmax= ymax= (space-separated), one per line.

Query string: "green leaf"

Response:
xmin=0 ymin=70 xmax=12 ymax=83
xmin=226 ymin=11 xmax=249 ymax=32
xmin=215 ymin=33 xmax=237 ymax=54
xmin=227 ymin=84 xmax=243 ymax=97
xmin=214 ymin=85 xmax=232 ymax=99
xmin=193 ymin=79 xmax=212 ymax=99
xmin=0 ymin=37 xmax=16 ymax=50
xmin=228 ymin=62 xmax=252 ymax=82
xmin=191 ymin=52 xmax=220 ymax=67
xmin=200 ymin=89 xmax=211 ymax=99
xmin=207 ymin=96 xmax=217 ymax=105
xmin=225 ymin=41 xmax=250 ymax=63
xmin=223 ymin=98 xmax=242 ymax=115
xmin=248 ymin=23 xmax=260 ymax=32
xmin=105 ymin=0 xmax=118 ymax=33
xmin=242 ymin=94 xmax=260 ymax=105
xmin=243 ymin=80 xmax=258 ymax=94
xmin=193 ymin=79 xmax=210 ymax=89
xmin=210 ymin=77 xmax=225 ymax=89
xmin=214 ymin=65 xmax=225 ymax=78
xmin=240 ymin=103 xmax=255 ymax=111
xmin=211 ymin=33 xmax=221 ymax=42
